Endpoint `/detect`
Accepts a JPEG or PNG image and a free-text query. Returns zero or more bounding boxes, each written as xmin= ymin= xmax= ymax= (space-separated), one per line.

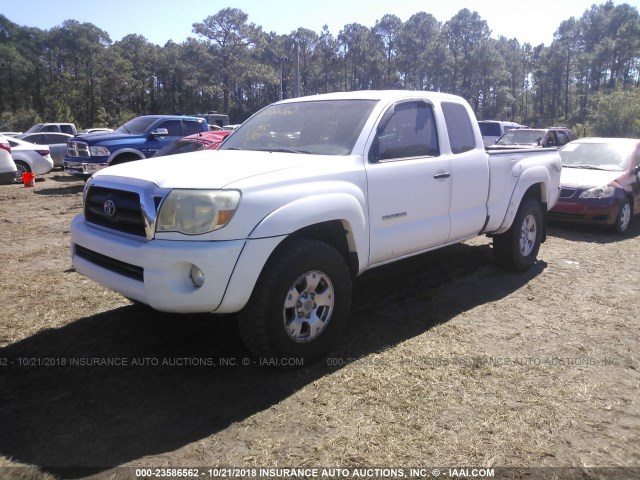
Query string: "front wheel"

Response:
xmin=613 ymin=198 xmax=632 ymax=234
xmin=493 ymin=198 xmax=543 ymax=272
xmin=237 ymin=238 xmax=352 ymax=366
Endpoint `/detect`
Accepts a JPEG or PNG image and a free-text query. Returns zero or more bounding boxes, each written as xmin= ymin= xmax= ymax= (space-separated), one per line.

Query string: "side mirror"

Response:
xmin=150 ymin=128 xmax=169 ymax=137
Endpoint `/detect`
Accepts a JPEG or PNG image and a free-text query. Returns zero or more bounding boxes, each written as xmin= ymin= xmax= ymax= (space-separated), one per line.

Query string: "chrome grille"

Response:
xmin=67 ymin=140 xmax=90 ymax=157
xmin=85 ymin=186 xmax=147 ymax=237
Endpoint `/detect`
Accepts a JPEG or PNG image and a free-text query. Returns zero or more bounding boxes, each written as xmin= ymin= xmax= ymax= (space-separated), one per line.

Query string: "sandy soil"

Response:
xmin=0 ymin=171 xmax=638 ymax=479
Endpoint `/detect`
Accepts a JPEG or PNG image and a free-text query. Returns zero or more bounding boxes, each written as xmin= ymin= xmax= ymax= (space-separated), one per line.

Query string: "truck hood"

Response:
xmin=74 ymin=132 xmax=142 ymax=143
xmin=560 ymin=167 xmax=623 ymax=189
xmin=93 ymin=150 xmax=346 ymax=189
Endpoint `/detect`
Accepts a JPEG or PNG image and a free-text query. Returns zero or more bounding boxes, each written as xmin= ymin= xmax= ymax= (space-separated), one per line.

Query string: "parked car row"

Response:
xmin=489 ymin=127 xmax=576 ymax=149
xmin=4 ymin=117 xmax=639 ymax=237
xmin=2 ymin=117 xmax=236 ymax=184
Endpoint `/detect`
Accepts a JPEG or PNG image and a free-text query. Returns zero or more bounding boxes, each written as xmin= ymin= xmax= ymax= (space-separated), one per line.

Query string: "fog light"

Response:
xmin=190 ymin=265 xmax=205 ymax=287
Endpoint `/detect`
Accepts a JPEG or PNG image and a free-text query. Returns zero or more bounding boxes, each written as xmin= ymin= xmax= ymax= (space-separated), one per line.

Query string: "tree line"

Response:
xmin=0 ymin=1 xmax=639 ymax=136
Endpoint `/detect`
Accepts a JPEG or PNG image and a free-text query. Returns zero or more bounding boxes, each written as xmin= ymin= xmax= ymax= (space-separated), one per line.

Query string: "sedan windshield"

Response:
xmin=219 ymin=99 xmax=377 ymax=155
xmin=497 ymin=129 xmax=545 ymax=145
xmin=560 ymin=142 xmax=634 ymax=171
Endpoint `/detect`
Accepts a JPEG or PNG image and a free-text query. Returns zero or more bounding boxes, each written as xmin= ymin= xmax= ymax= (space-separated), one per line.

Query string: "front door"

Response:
xmin=366 ymin=101 xmax=452 ymax=265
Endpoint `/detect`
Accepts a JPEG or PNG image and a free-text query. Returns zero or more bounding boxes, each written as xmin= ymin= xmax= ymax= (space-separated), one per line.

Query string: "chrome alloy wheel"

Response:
xmin=283 ymin=270 xmax=335 ymax=343
xmin=519 ymin=213 xmax=538 ymax=257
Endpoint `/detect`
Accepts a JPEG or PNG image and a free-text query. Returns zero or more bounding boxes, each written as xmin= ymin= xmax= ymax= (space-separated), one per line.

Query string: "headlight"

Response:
xmin=156 ymin=190 xmax=240 ymax=235
xmin=89 ymin=145 xmax=110 ymax=156
xmin=579 ymin=185 xmax=615 ymax=199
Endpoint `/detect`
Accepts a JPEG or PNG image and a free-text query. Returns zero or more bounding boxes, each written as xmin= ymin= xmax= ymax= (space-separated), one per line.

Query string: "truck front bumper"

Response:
xmin=64 ymin=159 xmax=109 ymax=177
xmin=71 ymin=214 xmax=247 ymax=313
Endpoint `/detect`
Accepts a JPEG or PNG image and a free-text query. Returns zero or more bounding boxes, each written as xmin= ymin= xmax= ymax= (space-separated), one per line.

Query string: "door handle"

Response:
xmin=433 ymin=172 xmax=451 ymax=179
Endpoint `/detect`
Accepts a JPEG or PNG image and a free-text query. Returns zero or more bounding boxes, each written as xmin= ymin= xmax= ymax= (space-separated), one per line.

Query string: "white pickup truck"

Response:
xmin=71 ymin=90 xmax=561 ymax=363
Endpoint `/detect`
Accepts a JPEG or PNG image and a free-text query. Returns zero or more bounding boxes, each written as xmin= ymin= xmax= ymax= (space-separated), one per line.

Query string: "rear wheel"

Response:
xmin=238 ymin=238 xmax=352 ymax=366
xmin=13 ymin=161 xmax=30 ymax=183
xmin=493 ymin=198 xmax=543 ymax=272
xmin=613 ymin=198 xmax=632 ymax=234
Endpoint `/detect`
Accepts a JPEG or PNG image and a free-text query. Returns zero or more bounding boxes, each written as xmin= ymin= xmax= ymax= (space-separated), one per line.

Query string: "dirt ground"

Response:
xmin=0 ymin=171 xmax=638 ymax=480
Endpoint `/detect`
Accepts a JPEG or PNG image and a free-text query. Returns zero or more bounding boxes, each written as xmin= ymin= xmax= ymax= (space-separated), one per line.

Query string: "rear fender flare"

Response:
xmin=496 ymin=166 xmax=551 ymax=234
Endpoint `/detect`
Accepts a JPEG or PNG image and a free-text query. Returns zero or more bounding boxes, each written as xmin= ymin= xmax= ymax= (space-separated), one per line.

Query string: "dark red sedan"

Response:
xmin=153 ymin=130 xmax=233 ymax=157
xmin=549 ymin=137 xmax=640 ymax=233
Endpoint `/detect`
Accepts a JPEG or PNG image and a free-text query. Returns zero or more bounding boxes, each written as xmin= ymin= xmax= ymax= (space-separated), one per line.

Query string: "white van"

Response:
xmin=0 ymin=134 xmax=18 ymax=184
xmin=478 ymin=120 xmax=523 ymax=147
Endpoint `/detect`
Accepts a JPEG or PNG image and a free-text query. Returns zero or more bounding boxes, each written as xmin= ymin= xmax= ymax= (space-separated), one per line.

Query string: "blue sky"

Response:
xmin=2 ymin=0 xmax=639 ymax=47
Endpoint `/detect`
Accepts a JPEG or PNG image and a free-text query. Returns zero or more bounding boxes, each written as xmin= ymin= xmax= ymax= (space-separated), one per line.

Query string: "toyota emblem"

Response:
xmin=103 ymin=199 xmax=116 ymax=218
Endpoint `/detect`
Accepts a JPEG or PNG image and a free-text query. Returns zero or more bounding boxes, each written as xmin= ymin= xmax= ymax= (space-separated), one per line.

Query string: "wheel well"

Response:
xmin=110 ymin=153 xmax=143 ymax=165
xmin=287 ymin=220 xmax=359 ymax=278
xmin=14 ymin=160 xmax=30 ymax=172
xmin=521 ymin=183 xmax=548 ymax=242
xmin=522 ymin=183 xmax=543 ymax=203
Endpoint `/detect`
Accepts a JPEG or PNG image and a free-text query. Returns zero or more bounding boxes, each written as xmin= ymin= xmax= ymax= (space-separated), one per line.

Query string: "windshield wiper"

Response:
xmin=257 ymin=148 xmax=312 ymax=154
xmin=564 ymin=165 xmax=611 ymax=170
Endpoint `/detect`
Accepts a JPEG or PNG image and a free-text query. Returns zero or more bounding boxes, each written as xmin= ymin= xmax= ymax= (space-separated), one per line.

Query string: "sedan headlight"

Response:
xmin=579 ymin=185 xmax=615 ymax=199
xmin=89 ymin=145 xmax=111 ymax=156
xmin=156 ymin=190 xmax=240 ymax=235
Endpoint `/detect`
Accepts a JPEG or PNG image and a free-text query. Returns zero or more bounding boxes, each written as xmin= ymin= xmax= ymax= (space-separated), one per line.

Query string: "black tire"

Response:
xmin=238 ymin=238 xmax=352 ymax=366
xmin=13 ymin=161 xmax=30 ymax=183
xmin=493 ymin=197 xmax=543 ymax=272
xmin=613 ymin=198 xmax=632 ymax=234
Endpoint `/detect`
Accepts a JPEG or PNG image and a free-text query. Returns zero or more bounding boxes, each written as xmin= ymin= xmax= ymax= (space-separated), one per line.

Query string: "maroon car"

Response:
xmin=549 ymin=137 xmax=640 ymax=233
xmin=153 ymin=130 xmax=233 ymax=157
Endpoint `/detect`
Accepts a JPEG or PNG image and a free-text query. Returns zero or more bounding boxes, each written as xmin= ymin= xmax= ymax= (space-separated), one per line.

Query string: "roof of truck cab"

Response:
xmin=276 ymin=90 xmax=466 ymax=104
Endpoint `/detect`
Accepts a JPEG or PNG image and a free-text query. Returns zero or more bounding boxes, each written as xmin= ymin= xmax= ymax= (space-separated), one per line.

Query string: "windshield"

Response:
xmin=115 ymin=117 xmax=157 ymax=134
xmin=497 ymin=129 xmax=545 ymax=145
xmin=560 ymin=142 xmax=634 ymax=171
xmin=24 ymin=124 xmax=44 ymax=134
xmin=219 ymin=99 xmax=378 ymax=155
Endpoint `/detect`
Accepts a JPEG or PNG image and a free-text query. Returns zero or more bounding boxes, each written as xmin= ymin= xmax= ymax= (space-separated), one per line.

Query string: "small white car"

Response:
xmin=7 ymin=137 xmax=54 ymax=179
xmin=0 ymin=134 xmax=18 ymax=184
xmin=15 ymin=132 xmax=73 ymax=168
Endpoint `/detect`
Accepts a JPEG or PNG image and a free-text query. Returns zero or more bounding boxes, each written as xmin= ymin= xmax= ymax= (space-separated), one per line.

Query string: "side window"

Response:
xmin=373 ymin=101 xmax=439 ymax=162
xmin=157 ymin=120 xmax=182 ymax=137
xmin=556 ymin=131 xmax=569 ymax=146
xmin=45 ymin=134 xmax=65 ymax=144
xmin=42 ymin=125 xmax=59 ymax=132
xmin=27 ymin=134 xmax=45 ymax=143
xmin=546 ymin=132 xmax=559 ymax=147
xmin=60 ymin=125 xmax=74 ymax=135
xmin=441 ymin=102 xmax=476 ymax=154
xmin=183 ymin=121 xmax=204 ymax=137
